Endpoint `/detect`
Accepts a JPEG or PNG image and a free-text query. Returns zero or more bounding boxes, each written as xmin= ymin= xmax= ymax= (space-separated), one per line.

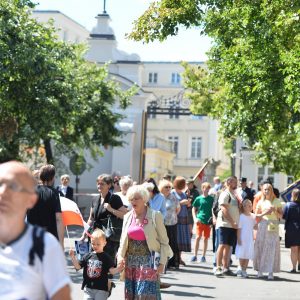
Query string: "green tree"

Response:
xmin=129 ymin=0 xmax=300 ymax=178
xmin=0 ymin=0 xmax=135 ymax=164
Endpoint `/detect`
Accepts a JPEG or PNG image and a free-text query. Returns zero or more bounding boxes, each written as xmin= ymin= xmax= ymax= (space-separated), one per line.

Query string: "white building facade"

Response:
xmin=141 ymin=61 xmax=229 ymax=180
xmin=32 ymin=9 xmax=230 ymax=192
xmin=33 ymin=10 xmax=89 ymax=43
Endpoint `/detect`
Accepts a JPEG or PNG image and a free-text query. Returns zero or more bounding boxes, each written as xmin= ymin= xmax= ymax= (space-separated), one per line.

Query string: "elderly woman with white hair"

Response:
xmin=159 ymin=179 xmax=181 ymax=269
xmin=115 ymin=176 xmax=133 ymax=208
xmin=117 ymin=185 xmax=172 ymax=300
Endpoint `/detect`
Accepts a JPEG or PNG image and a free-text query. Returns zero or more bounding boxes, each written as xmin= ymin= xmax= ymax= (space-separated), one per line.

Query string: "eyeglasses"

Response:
xmin=0 ymin=180 xmax=35 ymax=194
xmin=164 ymin=186 xmax=172 ymax=189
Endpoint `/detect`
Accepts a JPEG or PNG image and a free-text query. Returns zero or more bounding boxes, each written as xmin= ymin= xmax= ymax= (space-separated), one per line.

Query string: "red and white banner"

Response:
xmin=192 ymin=161 xmax=209 ymax=187
xmin=60 ymin=196 xmax=90 ymax=232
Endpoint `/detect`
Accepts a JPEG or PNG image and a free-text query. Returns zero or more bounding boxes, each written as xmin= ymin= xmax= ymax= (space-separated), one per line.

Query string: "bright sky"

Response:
xmin=35 ymin=0 xmax=211 ymax=62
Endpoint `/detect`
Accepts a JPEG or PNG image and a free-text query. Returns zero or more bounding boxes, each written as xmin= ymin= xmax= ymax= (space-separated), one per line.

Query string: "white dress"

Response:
xmin=235 ymin=213 xmax=256 ymax=260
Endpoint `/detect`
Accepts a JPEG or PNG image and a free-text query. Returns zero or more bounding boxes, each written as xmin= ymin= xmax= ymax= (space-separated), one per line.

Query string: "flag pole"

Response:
xmin=192 ymin=161 xmax=208 ymax=181
xmin=65 ymin=226 xmax=71 ymax=250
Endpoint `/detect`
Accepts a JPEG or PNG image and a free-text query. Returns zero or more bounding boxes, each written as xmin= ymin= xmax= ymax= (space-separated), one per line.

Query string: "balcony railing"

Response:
xmin=146 ymin=137 xmax=174 ymax=153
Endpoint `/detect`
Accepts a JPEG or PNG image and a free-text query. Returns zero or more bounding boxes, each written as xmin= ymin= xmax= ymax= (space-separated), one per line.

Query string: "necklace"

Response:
xmin=133 ymin=210 xmax=148 ymax=227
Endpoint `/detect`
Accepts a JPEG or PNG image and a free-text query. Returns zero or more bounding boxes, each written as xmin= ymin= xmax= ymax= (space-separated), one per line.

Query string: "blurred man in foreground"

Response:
xmin=0 ymin=161 xmax=71 ymax=300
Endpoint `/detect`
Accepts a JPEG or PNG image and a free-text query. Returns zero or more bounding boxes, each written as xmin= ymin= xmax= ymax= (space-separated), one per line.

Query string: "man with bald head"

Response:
xmin=0 ymin=161 xmax=71 ymax=300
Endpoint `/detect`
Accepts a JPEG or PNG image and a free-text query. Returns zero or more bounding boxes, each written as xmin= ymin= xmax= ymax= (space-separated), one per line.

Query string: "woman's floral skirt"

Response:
xmin=125 ymin=239 xmax=161 ymax=300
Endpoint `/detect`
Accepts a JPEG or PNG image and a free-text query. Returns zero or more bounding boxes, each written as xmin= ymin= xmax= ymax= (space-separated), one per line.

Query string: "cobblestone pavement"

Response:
xmin=65 ymin=226 xmax=300 ymax=300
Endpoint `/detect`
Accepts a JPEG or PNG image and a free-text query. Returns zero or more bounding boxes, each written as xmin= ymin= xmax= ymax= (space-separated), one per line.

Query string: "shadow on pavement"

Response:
xmin=270 ymin=276 xmax=300 ymax=282
xmin=161 ymin=276 xmax=179 ymax=280
xmin=170 ymin=283 xmax=215 ymax=289
xmin=162 ymin=290 xmax=215 ymax=298
xmin=177 ymin=268 xmax=213 ymax=276
xmin=186 ymin=264 xmax=213 ymax=270
xmin=215 ymin=274 xmax=300 ymax=283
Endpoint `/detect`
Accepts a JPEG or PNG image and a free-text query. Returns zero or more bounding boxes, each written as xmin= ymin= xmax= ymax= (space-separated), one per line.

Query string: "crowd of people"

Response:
xmin=1 ymin=160 xmax=300 ymax=300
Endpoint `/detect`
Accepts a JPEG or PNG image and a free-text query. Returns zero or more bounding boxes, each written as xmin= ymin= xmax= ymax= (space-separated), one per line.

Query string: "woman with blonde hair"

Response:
xmin=253 ymin=183 xmax=283 ymax=280
xmin=117 ymin=185 xmax=172 ymax=299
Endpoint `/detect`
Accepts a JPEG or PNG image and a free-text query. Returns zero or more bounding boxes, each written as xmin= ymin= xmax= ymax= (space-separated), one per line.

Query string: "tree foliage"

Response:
xmin=0 ymin=0 xmax=135 ymax=164
xmin=130 ymin=0 xmax=300 ymax=178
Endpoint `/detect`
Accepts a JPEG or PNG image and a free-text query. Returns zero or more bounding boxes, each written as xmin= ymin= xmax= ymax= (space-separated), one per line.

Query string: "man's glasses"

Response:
xmin=0 ymin=180 xmax=35 ymax=194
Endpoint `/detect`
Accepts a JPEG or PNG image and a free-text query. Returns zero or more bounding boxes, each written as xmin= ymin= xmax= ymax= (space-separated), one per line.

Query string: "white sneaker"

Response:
xmin=268 ymin=272 xmax=274 ymax=280
xmin=242 ymin=270 xmax=248 ymax=278
xmin=236 ymin=269 xmax=242 ymax=277
xmin=215 ymin=267 xmax=223 ymax=276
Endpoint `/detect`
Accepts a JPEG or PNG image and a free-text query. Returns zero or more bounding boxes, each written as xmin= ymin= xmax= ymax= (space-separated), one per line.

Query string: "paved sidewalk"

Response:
xmin=65 ymin=226 xmax=300 ymax=300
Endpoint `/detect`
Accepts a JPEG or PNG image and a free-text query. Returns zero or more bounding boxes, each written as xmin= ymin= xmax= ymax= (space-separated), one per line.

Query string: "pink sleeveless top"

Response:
xmin=128 ymin=214 xmax=146 ymax=241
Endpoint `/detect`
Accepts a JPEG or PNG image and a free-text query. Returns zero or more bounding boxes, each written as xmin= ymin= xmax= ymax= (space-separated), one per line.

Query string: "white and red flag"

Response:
xmin=59 ymin=196 xmax=90 ymax=232
xmin=192 ymin=161 xmax=209 ymax=187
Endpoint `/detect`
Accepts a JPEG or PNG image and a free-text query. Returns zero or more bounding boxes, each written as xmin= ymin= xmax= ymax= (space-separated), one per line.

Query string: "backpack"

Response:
xmin=28 ymin=225 xmax=45 ymax=266
xmin=212 ymin=191 xmax=232 ymax=217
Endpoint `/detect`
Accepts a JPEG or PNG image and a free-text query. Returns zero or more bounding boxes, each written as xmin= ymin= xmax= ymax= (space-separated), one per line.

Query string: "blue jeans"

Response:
xmin=213 ymin=228 xmax=220 ymax=266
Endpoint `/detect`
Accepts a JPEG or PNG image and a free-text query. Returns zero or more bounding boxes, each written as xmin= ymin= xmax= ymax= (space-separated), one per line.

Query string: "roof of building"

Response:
xmin=33 ymin=10 xmax=88 ymax=31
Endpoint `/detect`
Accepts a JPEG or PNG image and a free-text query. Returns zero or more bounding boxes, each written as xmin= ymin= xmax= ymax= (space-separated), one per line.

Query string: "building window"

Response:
xmin=148 ymin=72 xmax=158 ymax=83
xmin=257 ymin=166 xmax=274 ymax=186
xmin=63 ymin=30 xmax=68 ymax=41
xmin=191 ymin=137 xmax=202 ymax=159
xmin=168 ymin=136 xmax=178 ymax=157
xmin=267 ymin=167 xmax=274 ymax=184
xmin=169 ymin=101 xmax=180 ymax=119
xmin=147 ymin=101 xmax=157 ymax=119
xmin=257 ymin=166 xmax=264 ymax=186
xmin=169 ymin=108 xmax=179 ymax=119
xmin=171 ymin=73 xmax=181 ymax=84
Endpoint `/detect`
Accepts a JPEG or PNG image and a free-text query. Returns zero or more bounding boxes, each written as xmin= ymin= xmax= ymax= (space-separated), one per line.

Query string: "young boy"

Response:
xmin=191 ymin=182 xmax=214 ymax=262
xmin=70 ymin=229 xmax=124 ymax=300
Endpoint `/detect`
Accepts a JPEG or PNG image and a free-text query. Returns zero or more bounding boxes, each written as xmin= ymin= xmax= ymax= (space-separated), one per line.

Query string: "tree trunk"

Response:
xmin=44 ymin=138 xmax=54 ymax=164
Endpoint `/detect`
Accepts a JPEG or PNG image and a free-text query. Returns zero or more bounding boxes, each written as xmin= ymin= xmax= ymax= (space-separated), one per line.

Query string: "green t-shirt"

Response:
xmin=192 ymin=195 xmax=214 ymax=224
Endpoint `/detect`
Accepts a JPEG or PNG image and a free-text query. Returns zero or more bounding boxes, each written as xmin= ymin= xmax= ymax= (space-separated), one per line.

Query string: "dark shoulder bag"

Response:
xmin=103 ymin=194 xmax=123 ymax=242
